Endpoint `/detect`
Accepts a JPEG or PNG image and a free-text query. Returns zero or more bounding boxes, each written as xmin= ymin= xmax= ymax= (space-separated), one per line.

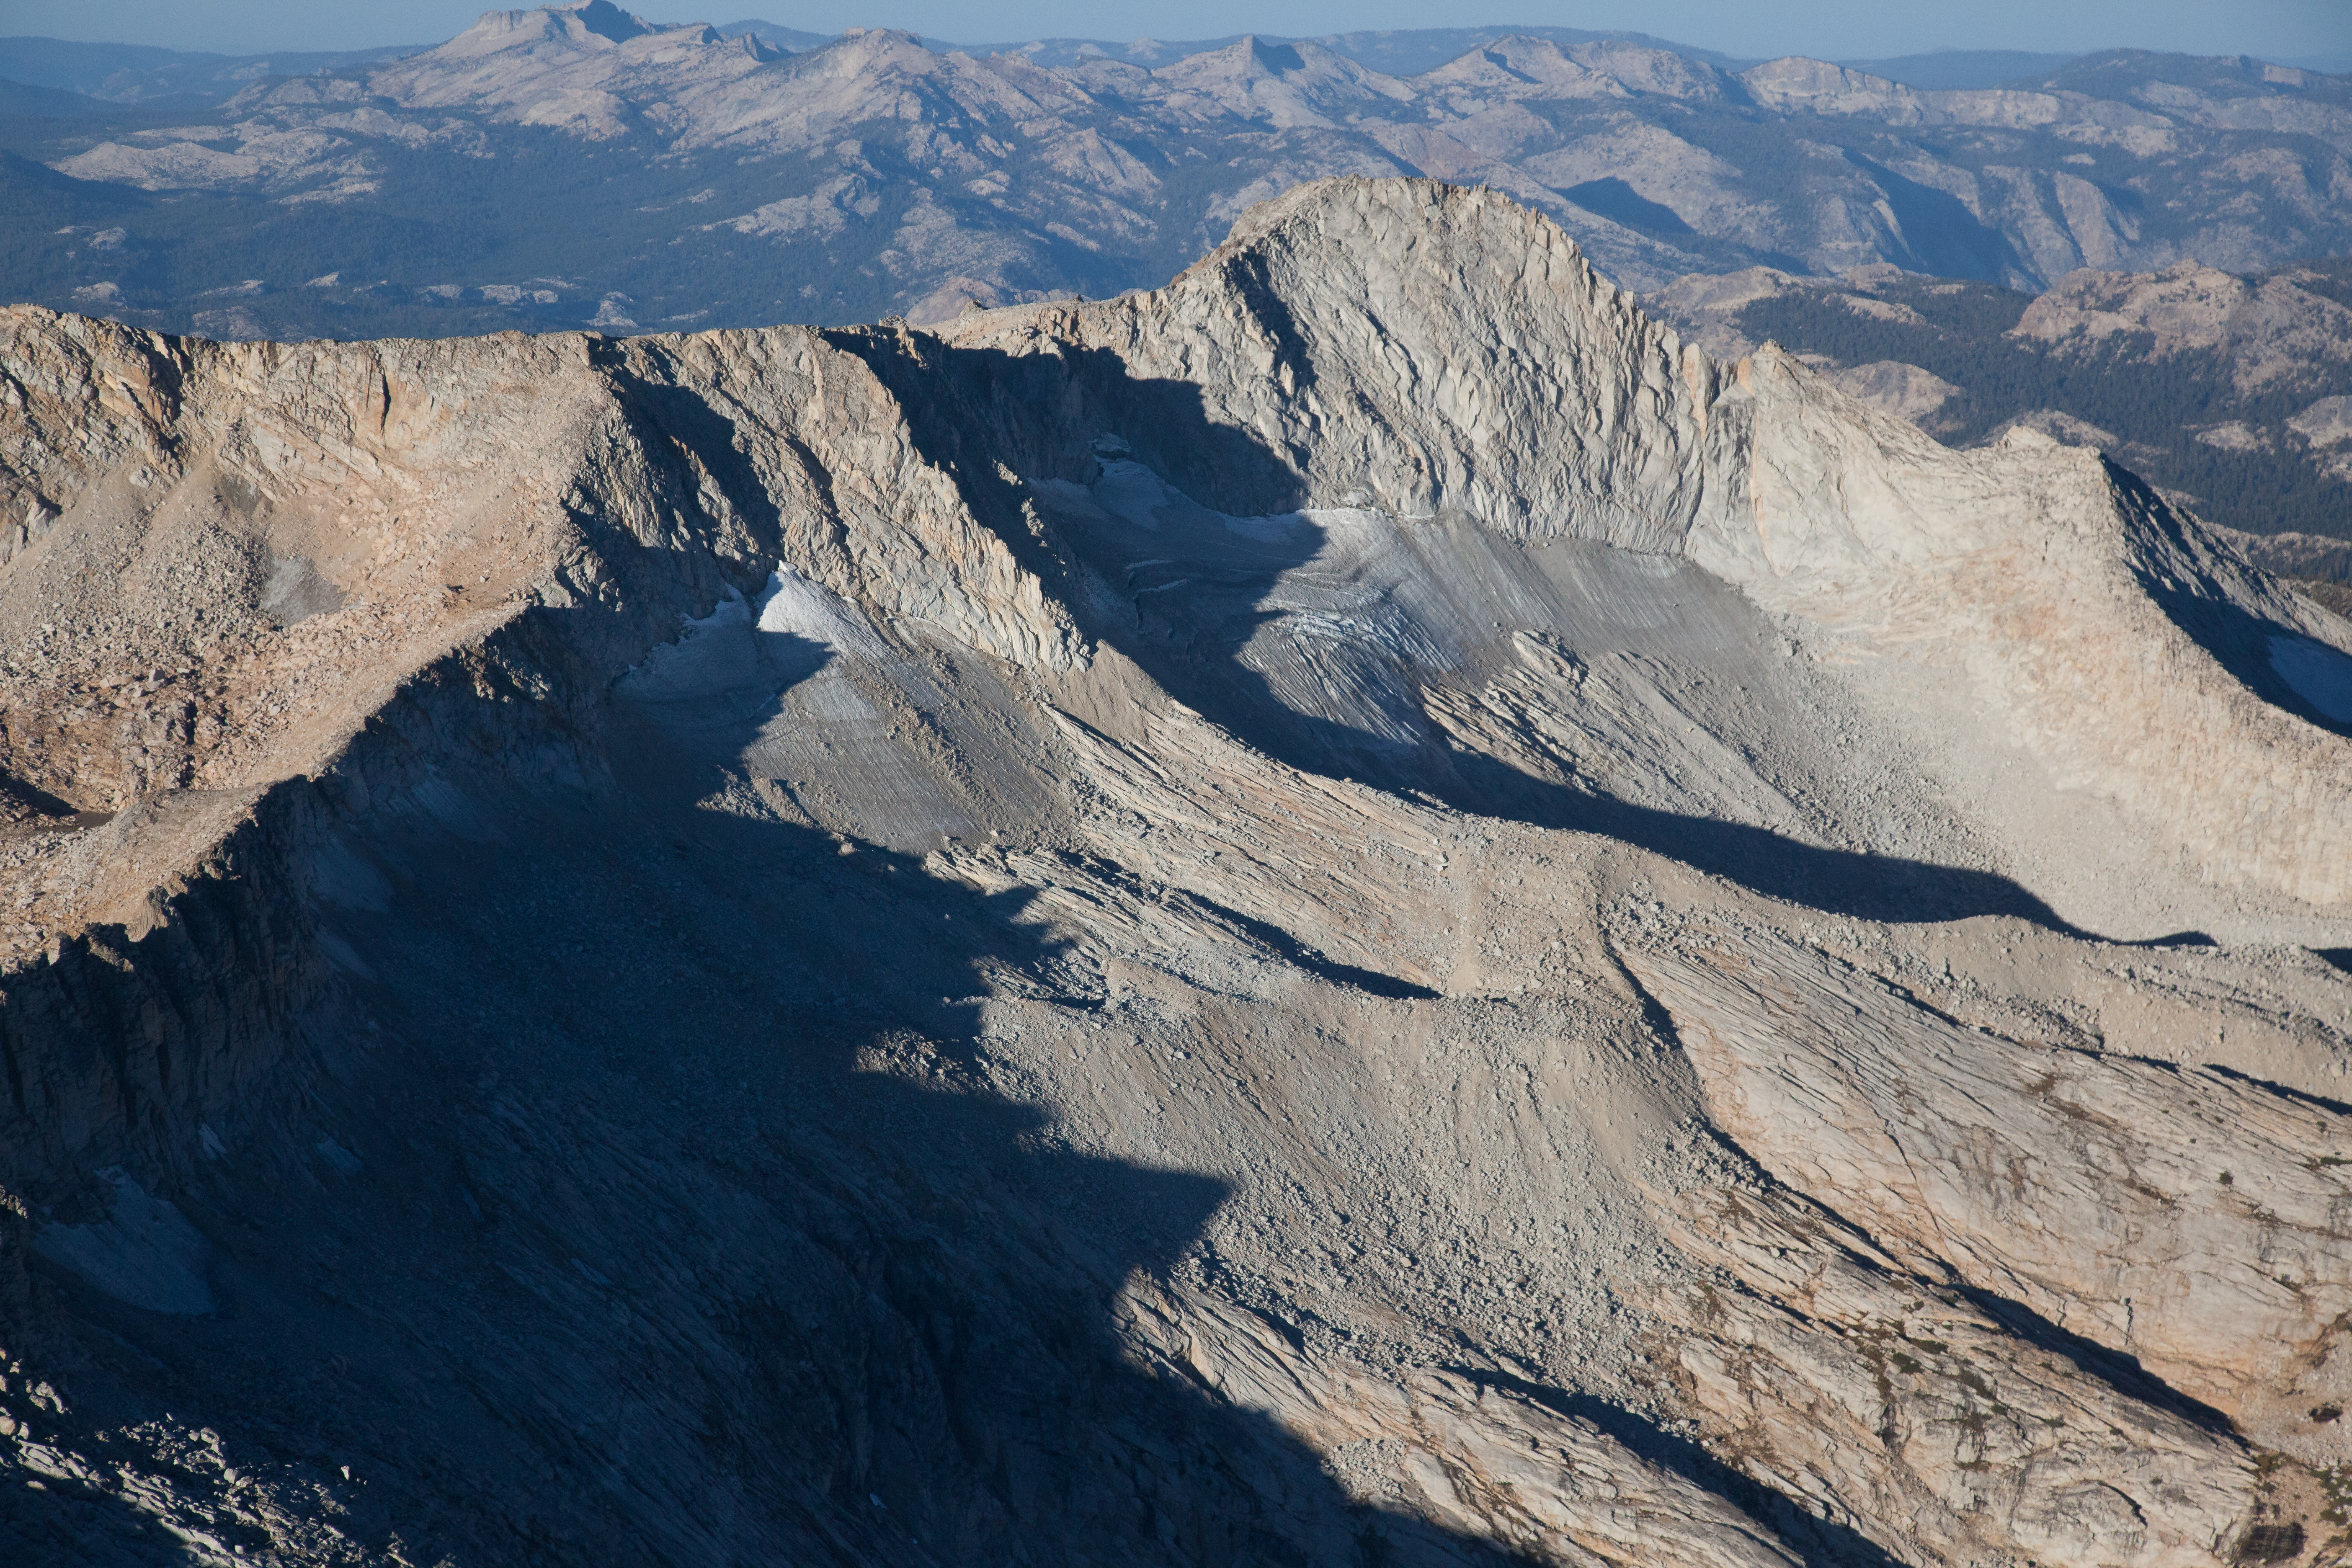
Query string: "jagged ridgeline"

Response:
xmin=2 ymin=179 xmax=2350 ymax=1566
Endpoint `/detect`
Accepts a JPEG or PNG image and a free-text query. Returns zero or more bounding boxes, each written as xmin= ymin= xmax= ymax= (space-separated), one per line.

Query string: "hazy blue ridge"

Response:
xmin=1831 ymin=50 xmax=2082 ymax=89
xmin=710 ymin=18 xmax=835 ymax=52
xmin=0 ymin=76 xmax=114 ymax=118
xmin=0 ymin=36 xmax=425 ymax=102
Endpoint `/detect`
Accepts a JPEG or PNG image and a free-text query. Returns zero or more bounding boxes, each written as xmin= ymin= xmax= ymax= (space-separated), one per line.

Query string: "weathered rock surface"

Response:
xmin=2 ymin=176 xmax=2349 ymax=1566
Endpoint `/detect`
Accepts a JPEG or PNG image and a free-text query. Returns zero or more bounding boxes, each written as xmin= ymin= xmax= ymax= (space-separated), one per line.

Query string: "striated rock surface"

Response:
xmin=1631 ymin=927 xmax=2352 ymax=1448
xmin=2 ymin=176 xmax=2349 ymax=1566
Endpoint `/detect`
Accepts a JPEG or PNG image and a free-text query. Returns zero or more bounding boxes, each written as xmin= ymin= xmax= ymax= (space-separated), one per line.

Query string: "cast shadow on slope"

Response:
xmin=1433 ymin=749 xmax=2084 ymax=931
xmin=847 ymin=328 xmax=2088 ymax=935
xmin=417 ymin=650 xmax=1536 ymax=1563
xmin=2115 ymin=462 xmax=2352 ymax=742
xmin=18 ymin=619 xmax=1554 ymax=1568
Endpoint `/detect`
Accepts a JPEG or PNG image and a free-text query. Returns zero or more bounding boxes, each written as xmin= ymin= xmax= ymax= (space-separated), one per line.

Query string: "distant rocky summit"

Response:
xmin=2 ymin=177 xmax=2349 ymax=1566
xmin=2 ymin=1 xmax=2349 ymax=340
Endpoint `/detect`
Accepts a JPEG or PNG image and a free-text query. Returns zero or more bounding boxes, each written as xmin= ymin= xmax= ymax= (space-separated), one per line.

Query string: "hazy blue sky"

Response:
xmin=5 ymin=0 xmax=2345 ymax=63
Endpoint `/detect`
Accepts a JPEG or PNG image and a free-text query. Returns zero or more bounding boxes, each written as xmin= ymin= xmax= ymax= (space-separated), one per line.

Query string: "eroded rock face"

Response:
xmin=941 ymin=180 xmax=1715 ymax=544
xmin=1 ymin=177 xmax=2347 ymax=1567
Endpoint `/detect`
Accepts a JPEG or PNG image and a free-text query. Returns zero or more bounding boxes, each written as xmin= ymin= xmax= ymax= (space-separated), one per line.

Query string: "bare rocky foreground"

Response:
xmin=0 ymin=178 xmax=2349 ymax=1566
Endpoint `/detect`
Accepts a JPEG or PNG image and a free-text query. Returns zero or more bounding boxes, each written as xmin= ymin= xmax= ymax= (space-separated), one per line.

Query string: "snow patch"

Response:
xmin=619 ymin=583 xmax=764 ymax=703
xmin=619 ymin=569 xmax=887 ymax=727
xmin=754 ymin=566 xmax=889 ymax=659
xmin=34 ymin=1170 xmax=213 ymax=1315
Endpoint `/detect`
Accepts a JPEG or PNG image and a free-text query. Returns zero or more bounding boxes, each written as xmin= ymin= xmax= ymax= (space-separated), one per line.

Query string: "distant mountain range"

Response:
xmin=0 ymin=26 xmax=2102 ymax=103
xmin=1 ymin=2 xmax=2347 ymax=354
xmin=10 ymin=23 xmax=2345 ymax=102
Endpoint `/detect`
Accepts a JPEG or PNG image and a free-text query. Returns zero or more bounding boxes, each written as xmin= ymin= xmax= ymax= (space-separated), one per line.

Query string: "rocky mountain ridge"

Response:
xmin=0 ymin=177 xmax=2349 ymax=1566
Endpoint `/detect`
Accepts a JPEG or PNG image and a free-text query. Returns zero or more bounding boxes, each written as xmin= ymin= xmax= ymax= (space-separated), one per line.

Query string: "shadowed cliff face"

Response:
xmin=2 ymin=178 xmax=2350 ymax=1567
